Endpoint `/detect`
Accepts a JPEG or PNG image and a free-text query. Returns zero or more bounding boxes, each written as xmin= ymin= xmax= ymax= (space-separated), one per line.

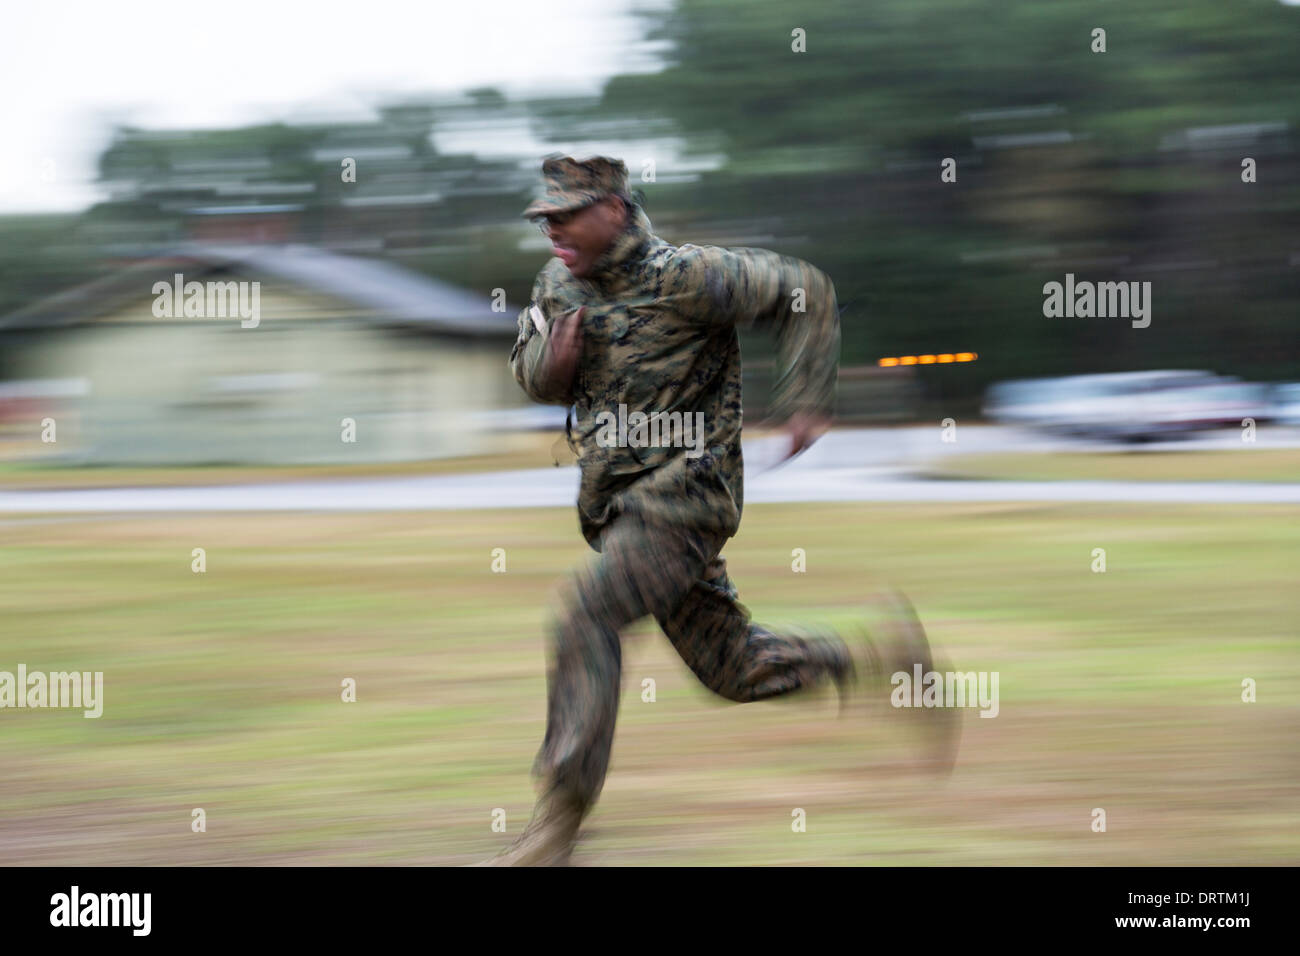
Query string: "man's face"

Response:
xmin=539 ymin=195 xmax=628 ymax=278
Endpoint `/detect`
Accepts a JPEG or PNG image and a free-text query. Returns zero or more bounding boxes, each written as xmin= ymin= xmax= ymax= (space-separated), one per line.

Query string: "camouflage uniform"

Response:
xmin=509 ymin=156 xmax=853 ymax=825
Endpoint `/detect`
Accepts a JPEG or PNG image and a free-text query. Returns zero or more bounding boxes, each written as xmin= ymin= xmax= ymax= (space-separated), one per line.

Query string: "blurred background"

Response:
xmin=1 ymin=0 xmax=1297 ymax=463
xmin=0 ymin=0 xmax=1296 ymax=866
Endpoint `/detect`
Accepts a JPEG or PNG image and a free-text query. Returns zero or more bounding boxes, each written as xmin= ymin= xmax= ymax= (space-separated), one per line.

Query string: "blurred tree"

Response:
xmin=579 ymin=0 xmax=1300 ymax=395
xmin=4 ymin=0 xmax=1296 ymax=408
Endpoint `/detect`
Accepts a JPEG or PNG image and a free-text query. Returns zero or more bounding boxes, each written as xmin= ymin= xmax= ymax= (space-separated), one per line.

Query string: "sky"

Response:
xmin=0 ymin=0 xmax=671 ymax=214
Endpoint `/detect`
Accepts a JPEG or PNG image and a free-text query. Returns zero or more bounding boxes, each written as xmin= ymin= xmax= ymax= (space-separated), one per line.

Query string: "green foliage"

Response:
xmin=4 ymin=1 xmax=1296 ymax=403
xmin=0 ymin=215 xmax=108 ymax=336
xmin=589 ymin=0 xmax=1300 ymax=393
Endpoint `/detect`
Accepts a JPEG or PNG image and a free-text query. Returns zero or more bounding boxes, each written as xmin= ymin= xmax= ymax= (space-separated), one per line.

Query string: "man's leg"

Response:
xmin=483 ymin=511 xmax=718 ymax=865
xmin=659 ymin=561 xmax=962 ymax=774
xmin=656 ymin=554 xmax=854 ymax=702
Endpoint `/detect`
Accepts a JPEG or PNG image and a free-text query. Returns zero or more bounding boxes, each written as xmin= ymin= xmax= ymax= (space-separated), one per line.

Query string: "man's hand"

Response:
xmin=783 ymin=411 xmax=831 ymax=461
xmin=538 ymin=307 xmax=584 ymax=400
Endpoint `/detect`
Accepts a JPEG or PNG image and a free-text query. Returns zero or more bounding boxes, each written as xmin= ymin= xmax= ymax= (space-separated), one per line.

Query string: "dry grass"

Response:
xmin=0 ymin=502 xmax=1296 ymax=865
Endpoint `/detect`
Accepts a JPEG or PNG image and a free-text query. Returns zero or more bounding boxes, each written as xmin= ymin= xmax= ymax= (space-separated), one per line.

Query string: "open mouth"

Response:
xmin=552 ymin=242 xmax=578 ymax=266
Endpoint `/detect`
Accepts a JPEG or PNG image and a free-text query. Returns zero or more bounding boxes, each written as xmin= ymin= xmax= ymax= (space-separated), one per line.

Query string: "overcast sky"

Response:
xmin=0 ymin=0 xmax=670 ymax=214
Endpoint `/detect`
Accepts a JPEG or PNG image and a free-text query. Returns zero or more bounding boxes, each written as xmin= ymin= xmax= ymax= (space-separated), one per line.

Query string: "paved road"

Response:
xmin=1 ymin=426 xmax=1297 ymax=512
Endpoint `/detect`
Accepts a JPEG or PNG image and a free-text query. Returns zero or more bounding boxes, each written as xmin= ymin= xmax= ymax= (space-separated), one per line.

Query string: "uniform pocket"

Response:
xmin=605 ymin=314 xmax=631 ymax=342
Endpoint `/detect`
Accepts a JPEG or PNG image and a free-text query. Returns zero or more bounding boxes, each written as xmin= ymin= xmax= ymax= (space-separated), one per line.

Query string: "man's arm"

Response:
xmin=509 ymin=271 xmax=583 ymax=405
xmin=672 ymin=245 xmax=842 ymax=426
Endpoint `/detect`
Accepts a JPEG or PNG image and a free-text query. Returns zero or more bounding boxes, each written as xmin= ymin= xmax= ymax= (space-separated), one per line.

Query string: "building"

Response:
xmin=0 ymin=244 xmax=530 ymax=465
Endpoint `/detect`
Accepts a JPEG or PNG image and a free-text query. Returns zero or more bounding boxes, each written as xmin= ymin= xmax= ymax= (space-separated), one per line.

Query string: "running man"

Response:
xmin=484 ymin=155 xmax=956 ymax=865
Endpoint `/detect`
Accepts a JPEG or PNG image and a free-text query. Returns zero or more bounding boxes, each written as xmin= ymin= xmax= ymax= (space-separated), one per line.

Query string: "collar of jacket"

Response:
xmin=585 ymin=207 xmax=654 ymax=291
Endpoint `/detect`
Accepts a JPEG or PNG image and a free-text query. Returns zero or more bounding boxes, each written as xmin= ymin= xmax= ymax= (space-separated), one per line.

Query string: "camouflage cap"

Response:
xmin=522 ymin=155 xmax=630 ymax=219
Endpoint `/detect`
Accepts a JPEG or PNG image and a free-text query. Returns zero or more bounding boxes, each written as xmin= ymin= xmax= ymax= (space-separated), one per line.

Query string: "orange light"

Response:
xmin=879 ymin=352 xmax=978 ymax=366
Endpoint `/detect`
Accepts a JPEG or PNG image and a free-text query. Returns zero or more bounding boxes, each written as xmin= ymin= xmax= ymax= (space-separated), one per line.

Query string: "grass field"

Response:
xmin=0 ymin=433 xmax=561 ymax=490
xmin=1 ymin=502 xmax=1297 ymax=865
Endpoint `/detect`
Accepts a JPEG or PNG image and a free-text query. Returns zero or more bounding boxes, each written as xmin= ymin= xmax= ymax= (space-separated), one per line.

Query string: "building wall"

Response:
xmin=10 ymin=292 xmax=521 ymax=464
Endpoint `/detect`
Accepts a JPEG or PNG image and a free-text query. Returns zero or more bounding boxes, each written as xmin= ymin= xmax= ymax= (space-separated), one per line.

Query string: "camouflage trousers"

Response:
xmin=532 ymin=508 xmax=853 ymax=815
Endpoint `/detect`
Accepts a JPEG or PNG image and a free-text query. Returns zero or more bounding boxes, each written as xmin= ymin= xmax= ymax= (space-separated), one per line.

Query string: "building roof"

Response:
xmin=0 ymin=243 xmax=518 ymax=337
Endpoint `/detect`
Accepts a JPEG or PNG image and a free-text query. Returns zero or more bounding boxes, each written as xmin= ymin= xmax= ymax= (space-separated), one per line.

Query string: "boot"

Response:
xmin=839 ymin=588 xmax=962 ymax=775
xmin=474 ymin=787 xmax=586 ymax=866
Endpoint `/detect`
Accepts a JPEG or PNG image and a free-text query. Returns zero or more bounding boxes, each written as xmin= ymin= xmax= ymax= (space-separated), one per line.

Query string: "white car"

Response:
xmin=1272 ymin=384 xmax=1300 ymax=425
xmin=984 ymin=370 xmax=1236 ymax=441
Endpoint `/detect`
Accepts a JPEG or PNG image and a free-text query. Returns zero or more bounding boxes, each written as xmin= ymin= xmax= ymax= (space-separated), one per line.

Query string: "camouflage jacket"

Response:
xmin=510 ymin=207 xmax=841 ymax=548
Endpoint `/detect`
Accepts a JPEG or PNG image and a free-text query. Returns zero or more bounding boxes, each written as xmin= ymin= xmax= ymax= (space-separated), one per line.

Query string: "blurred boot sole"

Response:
xmin=862 ymin=588 xmax=963 ymax=777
